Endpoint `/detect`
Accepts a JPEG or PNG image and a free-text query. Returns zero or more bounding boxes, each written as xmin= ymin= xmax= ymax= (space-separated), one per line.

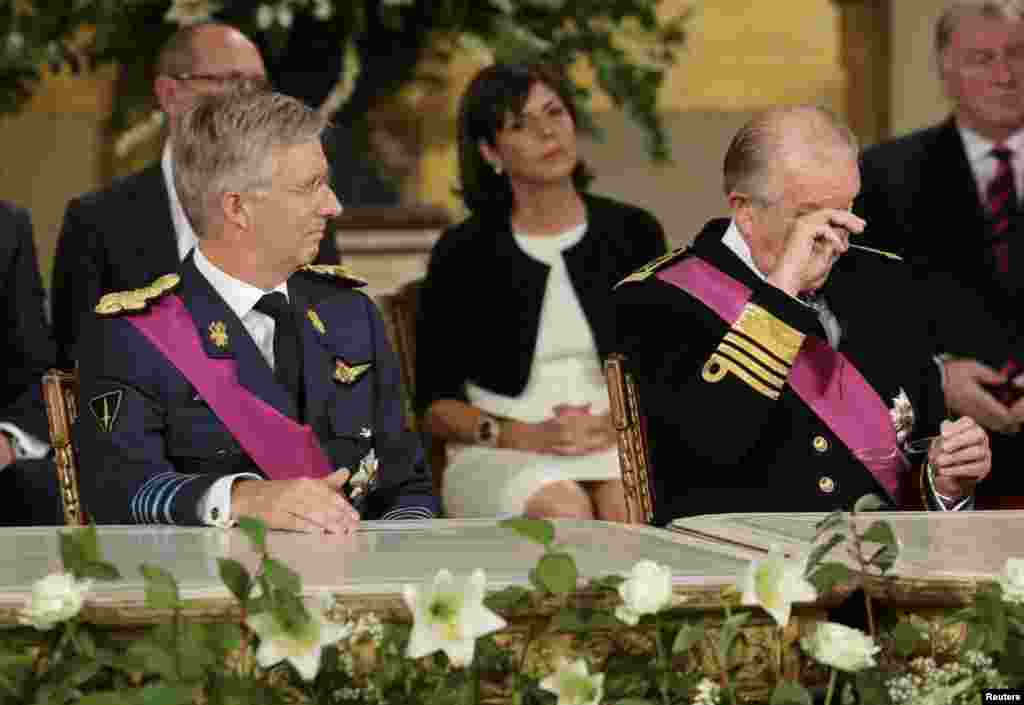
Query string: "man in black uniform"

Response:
xmin=616 ymin=106 xmax=992 ymax=526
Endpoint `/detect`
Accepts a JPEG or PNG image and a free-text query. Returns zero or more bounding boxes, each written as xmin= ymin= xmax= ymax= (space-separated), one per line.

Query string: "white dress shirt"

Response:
xmin=192 ymin=246 xmax=289 ymax=527
xmin=958 ymin=123 xmax=1024 ymax=207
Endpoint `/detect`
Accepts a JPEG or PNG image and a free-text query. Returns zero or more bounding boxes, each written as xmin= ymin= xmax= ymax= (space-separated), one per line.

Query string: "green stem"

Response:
xmin=775 ymin=624 xmax=784 ymax=682
xmin=824 ymin=668 xmax=838 ymax=705
xmin=653 ymin=614 xmax=670 ymax=705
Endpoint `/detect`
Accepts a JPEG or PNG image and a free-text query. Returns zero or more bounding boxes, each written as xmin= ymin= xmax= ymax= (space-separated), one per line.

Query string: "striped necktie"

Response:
xmin=987 ymin=145 xmax=1016 ymax=275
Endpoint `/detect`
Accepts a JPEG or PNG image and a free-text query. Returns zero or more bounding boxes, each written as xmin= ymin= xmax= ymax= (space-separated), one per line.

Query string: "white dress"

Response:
xmin=442 ymin=223 xmax=621 ymax=518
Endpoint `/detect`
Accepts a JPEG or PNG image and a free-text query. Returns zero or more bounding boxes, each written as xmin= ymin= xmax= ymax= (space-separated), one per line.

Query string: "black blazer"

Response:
xmin=415 ymin=193 xmax=666 ymax=414
xmin=0 ymin=201 xmax=56 ymax=441
xmin=52 ymin=164 xmax=342 ymax=368
xmin=857 ymin=117 xmax=1021 ymax=361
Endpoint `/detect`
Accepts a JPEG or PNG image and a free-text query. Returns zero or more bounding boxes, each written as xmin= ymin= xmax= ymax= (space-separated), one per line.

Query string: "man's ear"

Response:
xmin=220 ymin=191 xmax=250 ymax=232
xmin=478 ymin=139 xmax=501 ymax=172
xmin=153 ymin=75 xmax=181 ymax=118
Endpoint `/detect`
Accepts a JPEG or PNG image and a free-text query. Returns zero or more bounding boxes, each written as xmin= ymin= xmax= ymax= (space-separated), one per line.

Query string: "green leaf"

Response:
xmin=125 ymin=639 xmax=179 ymax=681
xmin=236 ymin=516 xmax=267 ymax=553
xmin=217 ymin=558 xmax=252 ymax=603
xmin=535 ymin=552 xmax=578 ymax=595
xmin=77 ymin=560 xmax=121 ymax=581
xmin=892 ymin=621 xmax=925 ymax=657
xmin=805 ymin=533 xmax=845 ymax=575
xmin=807 ymin=561 xmax=853 ymax=594
xmin=262 ymin=558 xmax=302 ymax=596
xmin=855 ymin=670 xmax=890 ymax=705
xmin=140 ymin=564 xmax=181 ymax=610
xmin=498 ymin=518 xmax=554 ymax=547
xmin=770 ymin=680 xmax=813 ymax=705
xmin=860 ymin=520 xmax=898 ymax=547
xmin=273 ymin=590 xmax=312 ymax=636
xmin=550 ymin=608 xmax=621 ymax=633
xmin=718 ymin=612 xmax=751 ymax=664
xmin=671 ymin=620 xmax=705 ymax=654
xmin=483 ymin=585 xmax=531 ymax=612
xmin=588 ymin=574 xmax=627 ymax=591
xmin=177 ymin=622 xmax=214 ymax=682
xmin=867 ymin=544 xmax=899 ymax=574
xmin=853 ymin=494 xmax=887 ymax=512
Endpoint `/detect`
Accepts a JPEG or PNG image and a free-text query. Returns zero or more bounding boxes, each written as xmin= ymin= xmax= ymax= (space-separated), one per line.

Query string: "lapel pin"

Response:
xmin=335 ymin=358 xmax=372 ymax=385
xmin=307 ymin=309 xmax=326 ymax=335
xmin=360 ymin=427 xmax=372 ymax=438
xmin=208 ymin=321 xmax=229 ymax=348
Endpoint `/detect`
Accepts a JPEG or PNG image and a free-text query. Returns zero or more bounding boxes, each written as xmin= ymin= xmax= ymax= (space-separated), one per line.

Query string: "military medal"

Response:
xmin=89 ymin=390 xmax=123 ymax=433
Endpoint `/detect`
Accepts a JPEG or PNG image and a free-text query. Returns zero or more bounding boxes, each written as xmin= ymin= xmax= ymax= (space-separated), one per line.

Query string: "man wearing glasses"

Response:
xmin=51 ymin=22 xmax=342 ymax=369
xmin=74 ymin=89 xmax=439 ymax=530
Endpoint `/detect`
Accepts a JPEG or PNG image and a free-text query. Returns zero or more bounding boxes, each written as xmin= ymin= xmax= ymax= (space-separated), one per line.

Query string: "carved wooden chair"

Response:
xmin=41 ymin=369 xmax=88 ymax=526
xmin=604 ymin=353 xmax=655 ymax=524
xmin=377 ymin=279 xmax=447 ymax=496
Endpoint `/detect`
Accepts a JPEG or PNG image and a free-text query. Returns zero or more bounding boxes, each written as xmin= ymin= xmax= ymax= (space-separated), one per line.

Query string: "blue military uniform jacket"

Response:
xmin=75 ymin=256 xmax=439 ymax=525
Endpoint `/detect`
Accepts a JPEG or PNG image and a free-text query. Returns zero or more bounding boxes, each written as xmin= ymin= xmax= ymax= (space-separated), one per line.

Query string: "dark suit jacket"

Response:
xmin=75 ymin=257 xmax=438 ymax=525
xmin=615 ymin=220 xmax=947 ymax=526
xmin=858 ymin=117 xmax=1024 ymax=498
xmin=0 ymin=201 xmax=62 ymax=525
xmin=415 ymin=193 xmax=667 ymax=414
xmin=52 ymin=164 xmax=342 ymax=368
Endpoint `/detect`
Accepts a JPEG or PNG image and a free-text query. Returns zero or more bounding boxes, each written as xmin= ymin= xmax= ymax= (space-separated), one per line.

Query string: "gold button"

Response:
xmin=210 ymin=507 xmax=220 ymax=521
xmin=812 ymin=436 xmax=829 ymax=453
xmin=818 ymin=476 xmax=836 ymax=494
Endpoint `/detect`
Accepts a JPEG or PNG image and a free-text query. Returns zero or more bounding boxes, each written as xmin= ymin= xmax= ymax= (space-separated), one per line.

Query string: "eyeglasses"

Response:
xmin=170 ymin=73 xmax=270 ymax=89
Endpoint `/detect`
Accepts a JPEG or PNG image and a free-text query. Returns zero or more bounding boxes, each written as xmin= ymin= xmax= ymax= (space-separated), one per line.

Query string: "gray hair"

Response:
xmin=722 ymin=105 xmax=859 ymax=202
xmin=172 ymin=88 xmax=329 ymax=236
xmin=936 ymin=1 xmax=1024 ymax=56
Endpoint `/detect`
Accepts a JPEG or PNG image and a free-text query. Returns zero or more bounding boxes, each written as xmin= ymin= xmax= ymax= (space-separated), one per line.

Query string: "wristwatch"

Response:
xmin=0 ymin=430 xmax=24 ymax=461
xmin=474 ymin=414 xmax=501 ymax=447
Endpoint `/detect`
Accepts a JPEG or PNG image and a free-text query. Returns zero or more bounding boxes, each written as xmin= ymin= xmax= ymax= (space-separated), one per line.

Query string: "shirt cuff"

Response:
xmin=197 ymin=473 xmax=261 ymax=528
xmin=925 ymin=462 xmax=972 ymax=511
xmin=933 ymin=354 xmax=952 ymax=389
xmin=0 ymin=422 xmax=50 ymax=462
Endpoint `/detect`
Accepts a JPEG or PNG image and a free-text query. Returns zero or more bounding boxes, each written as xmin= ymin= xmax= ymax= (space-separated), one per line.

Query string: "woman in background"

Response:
xmin=416 ymin=62 xmax=667 ymax=521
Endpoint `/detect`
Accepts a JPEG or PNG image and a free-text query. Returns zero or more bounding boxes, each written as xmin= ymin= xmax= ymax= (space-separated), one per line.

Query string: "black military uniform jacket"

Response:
xmin=615 ymin=219 xmax=947 ymax=526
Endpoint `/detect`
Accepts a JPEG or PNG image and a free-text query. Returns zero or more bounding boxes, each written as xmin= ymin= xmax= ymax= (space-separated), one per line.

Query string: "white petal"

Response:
xmin=443 ymin=636 xmax=476 ymax=667
xmin=402 ymin=584 xmax=419 ymax=612
xmin=255 ymin=638 xmax=285 ymax=669
xmin=289 ymin=647 xmax=322 ymax=681
xmin=466 ymin=568 xmax=487 ymax=603
xmin=614 ymin=605 xmax=639 ymax=625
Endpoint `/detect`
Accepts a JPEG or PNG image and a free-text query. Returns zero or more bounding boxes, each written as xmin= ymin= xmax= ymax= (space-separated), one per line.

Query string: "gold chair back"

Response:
xmin=377 ymin=279 xmax=447 ymax=495
xmin=41 ymin=369 xmax=88 ymax=526
xmin=604 ymin=353 xmax=654 ymax=524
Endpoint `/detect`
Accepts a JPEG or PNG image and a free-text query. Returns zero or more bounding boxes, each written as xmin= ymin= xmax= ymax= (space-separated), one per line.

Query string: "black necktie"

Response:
xmin=987 ymin=145 xmax=1016 ymax=275
xmin=254 ymin=292 xmax=303 ymax=419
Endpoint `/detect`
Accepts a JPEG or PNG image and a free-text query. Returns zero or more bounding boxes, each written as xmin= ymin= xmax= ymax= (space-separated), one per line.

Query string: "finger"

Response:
xmin=959 ymin=360 xmax=1008 ymax=386
xmin=933 ymin=459 xmax=991 ymax=482
xmin=824 ymin=208 xmax=866 ymax=235
xmin=326 ymin=468 xmax=351 ymax=490
xmin=282 ymin=511 xmax=334 ymax=534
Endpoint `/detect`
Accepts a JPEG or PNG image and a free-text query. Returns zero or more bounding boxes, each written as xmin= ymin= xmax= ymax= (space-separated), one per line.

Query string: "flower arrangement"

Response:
xmin=2 ymin=511 xmax=1023 ymax=704
xmin=0 ymin=0 xmax=687 ymax=165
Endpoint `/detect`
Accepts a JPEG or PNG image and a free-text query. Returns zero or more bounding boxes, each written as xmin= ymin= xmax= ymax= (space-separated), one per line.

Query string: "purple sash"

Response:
xmin=658 ymin=257 xmax=906 ymax=501
xmin=127 ymin=294 xmax=333 ymax=481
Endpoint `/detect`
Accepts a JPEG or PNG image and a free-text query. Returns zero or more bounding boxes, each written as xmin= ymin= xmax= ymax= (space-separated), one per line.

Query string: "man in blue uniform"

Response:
xmin=74 ymin=89 xmax=438 ymax=531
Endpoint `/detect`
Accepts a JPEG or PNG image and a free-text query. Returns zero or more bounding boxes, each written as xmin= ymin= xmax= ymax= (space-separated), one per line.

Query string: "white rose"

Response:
xmin=276 ymin=3 xmax=294 ymax=29
xmin=312 ymin=0 xmax=333 ymax=21
xmin=1000 ymin=557 xmax=1024 ymax=604
xmin=19 ymin=573 xmax=91 ymax=631
xmin=615 ymin=560 xmax=673 ymax=625
xmin=256 ymin=4 xmax=275 ymax=29
xmin=801 ymin=622 xmax=879 ymax=673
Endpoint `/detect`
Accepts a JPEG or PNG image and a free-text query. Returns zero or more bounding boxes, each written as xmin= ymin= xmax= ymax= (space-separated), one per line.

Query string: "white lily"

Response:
xmin=801 ymin=622 xmax=879 ymax=672
xmin=403 ymin=569 xmax=506 ymax=667
xmin=19 ymin=573 xmax=92 ymax=631
xmin=539 ymin=658 xmax=604 ymax=705
xmin=737 ymin=546 xmax=817 ymax=627
xmin=1000 ymin=557 xmax=1024 ymax=604
xmin=615 ymin=559 xmax=673 ymax=625
xmin=246 ymin=597 xmax=351 ymax=681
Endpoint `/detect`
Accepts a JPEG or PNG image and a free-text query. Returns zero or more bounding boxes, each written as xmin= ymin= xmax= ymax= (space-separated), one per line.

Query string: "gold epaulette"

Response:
xmin=850 ymin=244 xmax=902 ymax=261
xmin=615 ymin=246 xmax=689 ymax=289
xmin=299 ymin=264 xmax=368 ymax=288
xmin=94 ymin=273 xmax=181 ymax=316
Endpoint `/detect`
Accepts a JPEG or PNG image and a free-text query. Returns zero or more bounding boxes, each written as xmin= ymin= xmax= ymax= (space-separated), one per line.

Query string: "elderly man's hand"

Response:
xmin=766 ymin=208 xmax=865 ymax=297
xmin=942 ymin=358 xmax=1018 ymax=434
xmin=927 ymin=417 xmax=991 ymax=501
xmin=230 ymin=468 xmax=360 ymax=534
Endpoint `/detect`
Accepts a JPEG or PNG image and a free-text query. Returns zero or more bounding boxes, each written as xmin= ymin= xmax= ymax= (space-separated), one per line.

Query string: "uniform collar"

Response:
xmin=192 ymin=245 xmax=289 ymax=322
